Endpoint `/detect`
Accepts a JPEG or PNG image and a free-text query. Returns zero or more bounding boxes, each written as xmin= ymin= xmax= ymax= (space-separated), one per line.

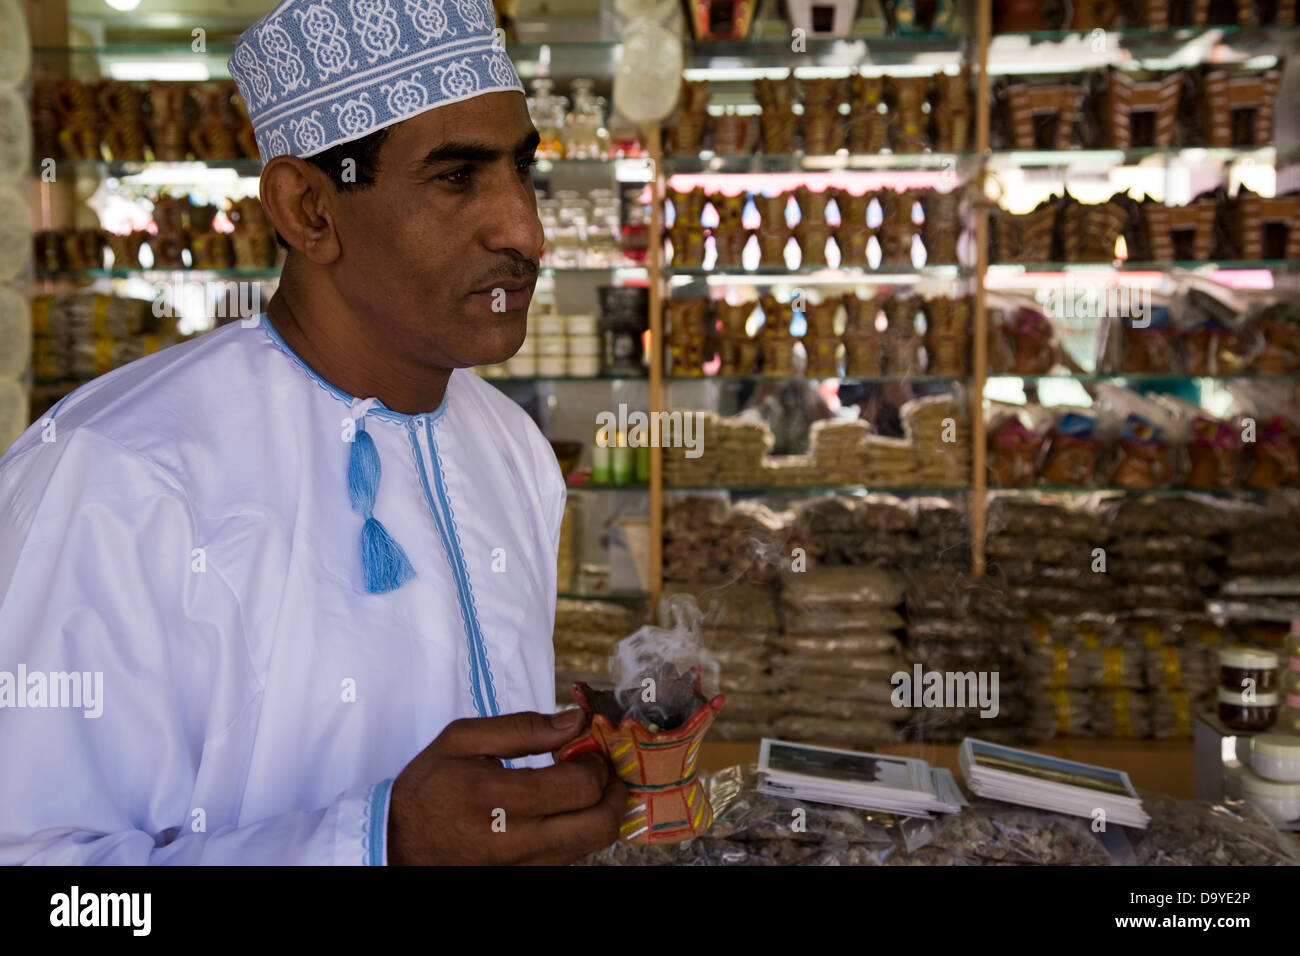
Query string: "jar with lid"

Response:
xmin=547 ymin=222 xmax=582 ymax=269
xmin=1239 ymin=765 xmax=1300 ymax=824
xmin=1218 ymin=687 xmax=1278 ymax=732
xmin=1219 ymin=645 xmax=1278 ymax=693
xmin=527 ymin=79 xmax=568 ymax=159
xmin=564 ymin=78 xmax=609 ymax=159
xmin=1248 ymin=732 xmax=1300 ymax=783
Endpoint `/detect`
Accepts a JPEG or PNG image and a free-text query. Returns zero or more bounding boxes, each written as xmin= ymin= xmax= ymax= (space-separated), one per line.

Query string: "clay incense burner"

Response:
xmin=558 ymin=669 xmax=725 ymax=845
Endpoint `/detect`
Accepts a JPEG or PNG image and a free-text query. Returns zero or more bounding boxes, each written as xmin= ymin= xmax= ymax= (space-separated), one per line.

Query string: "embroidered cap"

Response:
xmin=229 ymin=0 xmax=524 ymax=164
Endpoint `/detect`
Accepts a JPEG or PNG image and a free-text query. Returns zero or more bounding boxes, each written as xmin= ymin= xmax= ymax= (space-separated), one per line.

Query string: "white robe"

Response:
xmin=0 ymin=315 xmax=564 ymax=864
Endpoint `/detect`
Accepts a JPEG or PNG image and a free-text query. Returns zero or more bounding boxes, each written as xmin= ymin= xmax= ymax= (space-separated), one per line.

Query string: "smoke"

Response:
xmin=607 ymin=593 xmax=720 ymax=730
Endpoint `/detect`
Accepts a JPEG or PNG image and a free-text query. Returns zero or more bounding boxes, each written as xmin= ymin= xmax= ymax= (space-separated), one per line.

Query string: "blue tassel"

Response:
xmin=360 ymin=516 xmax=417 ymax=593
xmin=348 ymin=429 xmax=381 ymax=514
xmin=348 ymin=422 xmax=416 ymax=594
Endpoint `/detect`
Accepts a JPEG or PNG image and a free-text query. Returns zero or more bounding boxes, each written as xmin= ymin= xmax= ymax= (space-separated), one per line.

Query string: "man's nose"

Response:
xmin=482 ymin=168 xmax=545 ymax=261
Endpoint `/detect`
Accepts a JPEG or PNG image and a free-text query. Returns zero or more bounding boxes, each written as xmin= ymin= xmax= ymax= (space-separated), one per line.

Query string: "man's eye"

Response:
xmin=438 ymin=167 xmax=473 ymax=185
xmin=518 ymin=155 xmax=539 ymax=174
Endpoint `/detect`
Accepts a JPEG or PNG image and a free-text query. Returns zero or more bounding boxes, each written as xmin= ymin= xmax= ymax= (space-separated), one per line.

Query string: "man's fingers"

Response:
xmin=434 ymin=710 xmax=587 ymax=760
xmin=482 ymin=752 xmax=611 ymax=817
xmin=528 ymin=774 xmax=629 ymax=863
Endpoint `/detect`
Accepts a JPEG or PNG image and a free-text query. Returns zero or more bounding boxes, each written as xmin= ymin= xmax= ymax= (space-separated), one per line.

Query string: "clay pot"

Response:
xmin=795 ymin=221 xmax=833 ymax=267
xmin=668 ymin=80 xmax=710 ymax=155
xmin=99 ymin=81 xmax=144 ymax=121
xmin=931 ymin=70 xmax=972 ymax=151
xmin=759 ymin=294 xmax=797 ymax=374
xmin=231 ymin=197 xmax=269 ymax=230
xmin=847 ymin=76 xmax=889 ymax=153
xmin=53 ymin=80 xmax=95 ymax=118
xmin=106 ymin=231 xmax=146 ymax=270
xmin=190 ymin=231 xmax=235 ymax=270
xmin=558 ymin=682 xmax=725 ymax=844
xmin=149 ymin=120 xmax=189 ymax=161
xmin=668 ymin=224 xmax=706 ymax=268
xmin=712 ymin=111 xmax=755 ymax=155
xmin=190 ymin=118 xmax=237 ymax=159
xmin=920 ymin=188 xmax=962 ymax=264
xmin=56 ymin=125 xmax=99 ymax=161
xmin=882 ymin=296 xmax=923 ymax=376
xmin=236 ymin=123 xmax=261 ymax=160
xmin=148 ymin=82 xmax=189 ymax=119
xmin=61 ymin=230 xmax=105 ymax=270
xmin=805 ymin=299 xmax=839 ymax=339
xmin=149 ymin=232 xmax=189 ymax=270
xmin=232 ymin=230 xmax=276 ymax=269
xmin=669 ymin=186 xmax=708 ymax=227
xmin=843 ymin=335 xmax=882 ymax=376
xmin=710 ymin=192 xmax=751 ymax=268
xmin=34 ymin=231 xmax=63 ymax=271
xmin=682 ymin=0 xmax=757 ymax=41
xmin=924 ymin=296 xmax=971 ymax=375
xmin=877 ymin=188 xmax=919 ymax=266
xmin=103 ymin=120 xmax=149 ymax=162
xmin=889 ymin=76 xmax=930 ymax=152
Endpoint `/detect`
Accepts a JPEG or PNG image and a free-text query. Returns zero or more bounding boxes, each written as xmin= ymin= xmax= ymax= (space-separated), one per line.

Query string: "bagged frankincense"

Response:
xmin=986 ymin=495 xmax=1099 ymax=539
xmin=927 ymin=800 xmax=1112 ymax=865
xmin=1130 ymin=792 xmax=1300 ymax=866
xmin=770 ymin=631 xmax=901 ymax=657
xmin=1089 ymin=689 xmax=1153 ymax=738
xmin=1148 ymin=691 xmax=1196 ymax=738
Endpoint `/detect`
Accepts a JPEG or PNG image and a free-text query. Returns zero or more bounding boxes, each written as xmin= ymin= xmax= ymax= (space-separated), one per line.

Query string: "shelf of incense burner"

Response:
xmin=985 ymin=145 xmax=1300 ymax=170
xmin=661 ymin=152 xmax=977 ymax=172
xmin=984 ymin=260 xmax=1300 ymax=274
xmin=663 ymin=265 xmax=972 ymax=280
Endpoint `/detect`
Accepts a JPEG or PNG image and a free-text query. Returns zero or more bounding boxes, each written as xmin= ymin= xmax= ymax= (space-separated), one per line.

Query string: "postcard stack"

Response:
xmin=959 ymin=738 xmax=1151 ymax=829
xmin=757 ymin=739 xmax=968 ymax=819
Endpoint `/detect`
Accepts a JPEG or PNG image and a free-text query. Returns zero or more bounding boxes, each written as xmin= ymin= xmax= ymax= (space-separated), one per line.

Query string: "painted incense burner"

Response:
xmin=558 ymin=681 xmax=725 ymax=845
xmin=842 ymin=292 xmax=884 ymax=377
xmin=847 ymin=76 xmax=889 ymax=153
xmin=758 ymin=294 xmax=797 ymax=375
xmin=716 ymin=299 xmax=757 ymax=375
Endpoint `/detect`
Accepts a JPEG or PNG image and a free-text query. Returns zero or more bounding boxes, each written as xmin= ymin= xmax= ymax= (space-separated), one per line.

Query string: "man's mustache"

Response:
xmin=472 ymin=261 xmax=540 ymax=288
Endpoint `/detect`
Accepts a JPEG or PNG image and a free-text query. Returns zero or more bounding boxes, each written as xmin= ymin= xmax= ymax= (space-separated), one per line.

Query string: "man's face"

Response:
xmin=329 ymin=91 xmax=544 ymax=370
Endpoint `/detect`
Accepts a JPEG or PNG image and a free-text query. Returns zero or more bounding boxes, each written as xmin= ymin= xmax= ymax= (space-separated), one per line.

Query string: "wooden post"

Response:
xmin=970 ymin=0 xmax=991 ymax=578
xmin=647 ymin=123 xmax=664 ymax=623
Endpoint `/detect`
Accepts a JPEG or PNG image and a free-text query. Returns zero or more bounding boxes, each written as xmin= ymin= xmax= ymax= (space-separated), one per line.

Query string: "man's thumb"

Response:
xmin=439 ymin=709 xmax=586 ymax=759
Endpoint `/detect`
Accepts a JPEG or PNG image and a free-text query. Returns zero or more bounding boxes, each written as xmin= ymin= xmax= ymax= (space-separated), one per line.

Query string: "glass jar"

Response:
xmin=548 ymin=223 xmax=582 ymax=269
xmin=1219 ymin=645 xmax=1279 ymax=694
xmin=1240 ymin=766 xmax=1300 ymax=825
xmin=1247 ymin=733 xmax=1300 ymax=783
xmin=528 ymin=79 xmax=567 ymax=159
xmin=564 ymin=78 xmax=608 ymax=159
xmin=1219 ymin=687 xmax=1278 ymax=732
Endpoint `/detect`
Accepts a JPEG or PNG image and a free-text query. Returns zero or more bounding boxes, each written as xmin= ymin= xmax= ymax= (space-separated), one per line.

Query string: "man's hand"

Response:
xmin=386 ymin=709 xmax=626 ymax=865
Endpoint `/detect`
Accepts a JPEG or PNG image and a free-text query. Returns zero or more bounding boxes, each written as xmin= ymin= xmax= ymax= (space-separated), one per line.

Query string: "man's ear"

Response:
xmin=259 ymin=156 xmax=342 ymax=264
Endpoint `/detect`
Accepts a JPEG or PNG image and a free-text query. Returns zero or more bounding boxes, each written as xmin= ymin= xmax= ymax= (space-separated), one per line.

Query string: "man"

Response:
xmin=0 ymin=0 xmax=625 ymax=865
